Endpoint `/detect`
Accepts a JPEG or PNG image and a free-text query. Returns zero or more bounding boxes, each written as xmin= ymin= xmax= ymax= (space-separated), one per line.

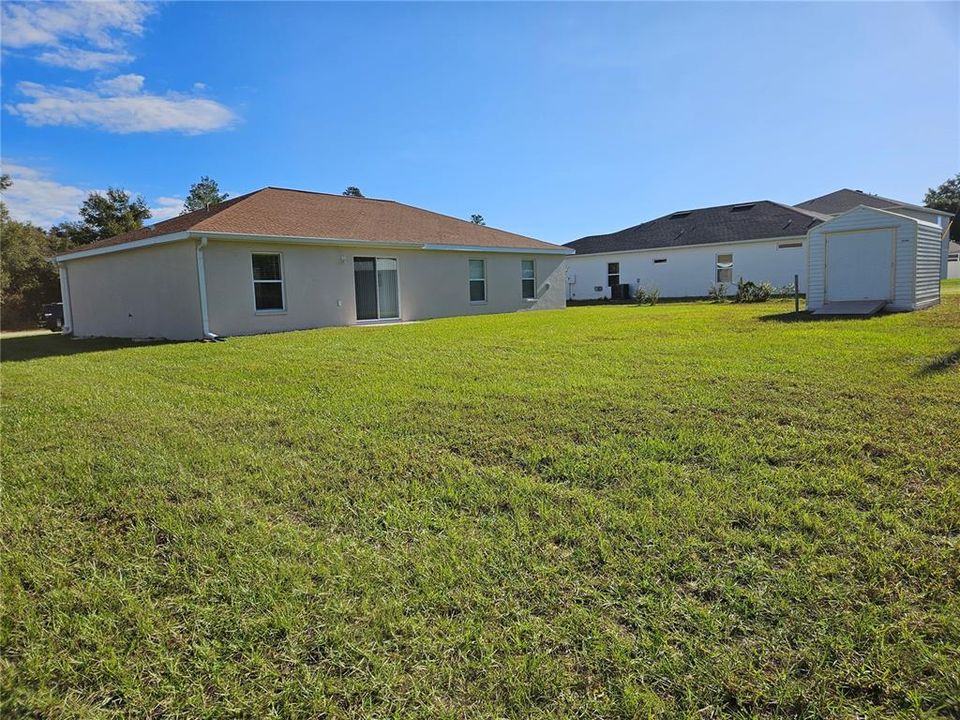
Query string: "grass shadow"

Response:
xmin=757 ymin=310 xmax=888 ymax=323
xmin=1 ymin=333 xmax=179 ymax=363
xmin=916 ymin=348 xmax=960 ymax=377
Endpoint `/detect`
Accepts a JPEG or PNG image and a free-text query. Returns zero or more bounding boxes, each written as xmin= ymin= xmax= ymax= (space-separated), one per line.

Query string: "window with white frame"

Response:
xmin=469 ymin=259 xmax=486 ymax=302
xmin=252 ymin=253 xmax=285 ymax=312
xmin=521 ymin=259 xmax=536 ymax=299
xmin=716 ymin=253 xmax=733 ymax=283
xmin=607 ymin=262 xmax=620 ymax=287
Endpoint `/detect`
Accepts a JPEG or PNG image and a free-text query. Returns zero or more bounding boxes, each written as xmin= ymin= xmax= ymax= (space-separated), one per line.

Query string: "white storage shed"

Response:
xmin=806 ymin=205 xmax=942 ymax=313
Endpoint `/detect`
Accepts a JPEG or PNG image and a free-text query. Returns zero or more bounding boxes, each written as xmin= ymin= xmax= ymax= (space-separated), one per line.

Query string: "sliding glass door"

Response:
xmin=354 ymin=257 xmax=399 ymax=321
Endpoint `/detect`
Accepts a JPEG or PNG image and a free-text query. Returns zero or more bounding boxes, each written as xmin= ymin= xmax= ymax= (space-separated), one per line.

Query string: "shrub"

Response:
xmin=734 ymin=279 xmax=773 ymax=303
xmin=634 ymin=286 xmax=661 ymax=306
xmin=707 ymin=283 xmax=728 ymax=302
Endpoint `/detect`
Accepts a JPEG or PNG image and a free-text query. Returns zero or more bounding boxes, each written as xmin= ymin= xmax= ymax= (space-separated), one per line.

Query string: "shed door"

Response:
xmin=825 ymin=229 xmax=894 ymax=302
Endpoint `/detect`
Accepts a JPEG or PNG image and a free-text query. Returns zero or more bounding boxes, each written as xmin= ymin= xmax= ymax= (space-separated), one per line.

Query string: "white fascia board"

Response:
xmin=53 ymin=231 xmax=192 ymax=262
xmin=421 ymin=243 xmax=573 ymax=255
xmin=200 ymin=232 xmax=572 ymax=254
xmin=565 ymin=234 xmax=808 ymax=259
xmin=53 ymin=229 xmax=572 ymax=261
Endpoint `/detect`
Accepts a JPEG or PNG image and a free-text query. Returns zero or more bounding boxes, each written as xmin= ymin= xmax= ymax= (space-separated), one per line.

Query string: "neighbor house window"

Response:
xmin=778 ymin=242 xmax=803 ymax=249
xmin=469 ymin=259 xmax=486 ymax=302
xmin=521 ymin=260 xmax=536 ymax=299
xmin=607 ymin=262 xmax=620 ymax=287
xmin=653 ymin=258 xmax=667 ymax=264
xmin=252 ymin=253 xmax=285 ymax=312
xmin=716 ymin=253 xmax=733 ymax=283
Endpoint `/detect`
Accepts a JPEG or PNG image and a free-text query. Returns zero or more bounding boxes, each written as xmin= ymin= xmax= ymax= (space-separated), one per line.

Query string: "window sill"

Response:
xmin=523 ymin=297 xmax=537 ymax=302
xmin=470 ymin=300 xmax=488 ymax=305
xmin=255 ymin=309 xmax=287 ymax=315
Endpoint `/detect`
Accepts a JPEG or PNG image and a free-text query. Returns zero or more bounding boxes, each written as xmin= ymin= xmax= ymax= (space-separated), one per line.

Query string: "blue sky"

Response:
xmin=1 ymin=1 xmax=957 ymax=244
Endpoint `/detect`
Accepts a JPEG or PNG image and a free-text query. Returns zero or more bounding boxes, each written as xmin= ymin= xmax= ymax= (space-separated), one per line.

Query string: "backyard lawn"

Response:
xmin=3 ymin=284 xmax=959 ymax=718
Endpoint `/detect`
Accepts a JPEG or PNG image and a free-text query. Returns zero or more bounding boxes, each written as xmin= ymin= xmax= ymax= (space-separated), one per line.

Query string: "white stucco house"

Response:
xmin=564 ymin=201 xmax=828 ymax=300
xmin=564 ymin=188 xmax=953 ymax=309
xmin=53 ymin=187 xmax=571 ymax=340
xmin=948 ymin=241 xmax=960 ymax=280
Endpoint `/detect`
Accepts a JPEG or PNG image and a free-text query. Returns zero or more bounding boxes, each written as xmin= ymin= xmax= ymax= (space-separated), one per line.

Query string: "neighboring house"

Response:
xmin=53 ymin=187 xmax=571 ymax=340
xmin=796 ymin=189 xmax=955 ymax=278
xmin=948 ymin=241 xmax=960 ymax=280
xmin=564 ymin=201 xmax=828 ymax=300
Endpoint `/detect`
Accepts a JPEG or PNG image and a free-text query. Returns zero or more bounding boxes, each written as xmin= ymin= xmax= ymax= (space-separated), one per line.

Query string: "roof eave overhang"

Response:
xmin=566 ymin=232 xmax=811 ymax=258
xmin=53 ymin=230 xmax=571 ymax=262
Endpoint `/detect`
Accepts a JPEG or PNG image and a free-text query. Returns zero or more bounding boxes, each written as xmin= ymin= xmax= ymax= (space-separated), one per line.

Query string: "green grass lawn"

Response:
xmin=3 ymin=284 xmax=959 ymax=718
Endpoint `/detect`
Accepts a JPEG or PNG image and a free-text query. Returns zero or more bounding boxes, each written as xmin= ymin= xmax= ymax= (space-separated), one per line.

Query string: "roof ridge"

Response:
xmin=261 ymin=186 xmax=398 ymax=204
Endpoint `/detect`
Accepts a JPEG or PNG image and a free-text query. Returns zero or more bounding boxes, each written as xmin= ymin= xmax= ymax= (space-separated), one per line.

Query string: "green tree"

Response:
xmin=0 ymin=178 xmax=60 ymax=328
xmin=924 ymin=173 xmax=960 ymax=241
xmin=182 ymin=176 xmax=229 ymax=214
xmin=51 ymin=188 xmax=151 ymax=247
xmin=470 ymin=214 xmax=486 ymax=225
xmin=342 ymin=186 xmax=364 ymax=197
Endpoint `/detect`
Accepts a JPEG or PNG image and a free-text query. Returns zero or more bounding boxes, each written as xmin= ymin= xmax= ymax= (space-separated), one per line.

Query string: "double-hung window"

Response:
xmin=521 ymin=259 xmax=536 ymax=300
xmin=716 ymin=253 xmax=734 ymax=284
xmin=252 ymin=253 xmax=285 ymax=312
xmin=469 ymin=259 xmax=486 ymax=302
xmin=607 ymin=262 xmax=620 ymax=288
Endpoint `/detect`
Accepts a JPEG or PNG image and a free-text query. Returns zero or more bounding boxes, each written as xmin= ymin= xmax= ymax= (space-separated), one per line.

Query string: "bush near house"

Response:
xmin=3 ymin=285 xmax=959 ymax=718
xmin=734 ymin=278 xmax=774 ymax=303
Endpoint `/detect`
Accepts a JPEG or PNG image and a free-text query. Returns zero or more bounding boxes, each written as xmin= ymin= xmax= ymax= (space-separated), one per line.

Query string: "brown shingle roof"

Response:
xmin=65 ymin=187 xmax=562 ymax=255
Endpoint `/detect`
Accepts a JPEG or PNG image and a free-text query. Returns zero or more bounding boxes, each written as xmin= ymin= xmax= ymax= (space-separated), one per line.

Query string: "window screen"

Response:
xmin=252 ymin=253 xmax=284 ymax=311
xmin=521 ymin=260 xmax=536 ymax=299
xmin=607 ymin=262 xmax=620 ymax=288
xmin=716 ymin=253 xmax=733 ymax=284
xmin=469 ymin=259 xmax=486 ymax=302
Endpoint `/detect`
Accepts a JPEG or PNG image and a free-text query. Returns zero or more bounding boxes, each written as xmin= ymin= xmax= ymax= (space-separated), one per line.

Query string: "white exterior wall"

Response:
xmin=806 ymin=206 xmax=937 ymax=312
xmin=63 ymin=240 xmax=203 ymax=339
xmin=565 ymin=237 xmax=806 ymax=300
xmin=203 ymin=240 xmax=567 ymax=336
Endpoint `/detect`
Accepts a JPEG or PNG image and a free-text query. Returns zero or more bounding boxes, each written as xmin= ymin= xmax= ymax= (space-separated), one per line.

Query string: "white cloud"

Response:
xmin=1 ymin=161 xmax=187 ymax=228
xmin=36 ymin=46 xmax=134 ymax=71
xmin=0 ymin=161 xmax=89 ymax=227
xmin=1 ymin=1 xmax=153 ymax=50
xmin=96 ymin=73 xmax=144 ymax=95
xmin=6 ymin=76 xmax=237 ymax=134
xmin=149 ymin=196 xmax=184 ymax=221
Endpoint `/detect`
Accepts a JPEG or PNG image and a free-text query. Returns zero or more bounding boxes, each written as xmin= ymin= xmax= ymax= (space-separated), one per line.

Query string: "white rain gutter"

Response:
xmin=56 ymin=261 xmax=74 ymax=335
xmin=195 ymin=236 xmax=216 ymax=340
xmin=53 ymin=229 xmax=573 ymax=262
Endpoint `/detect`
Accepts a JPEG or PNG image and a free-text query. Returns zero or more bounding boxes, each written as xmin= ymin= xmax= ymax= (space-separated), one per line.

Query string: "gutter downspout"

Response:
xmin=56 ymin=261 xmax=74 ymax=335
xmin=195 ymin=236 xmax=217 ymax=340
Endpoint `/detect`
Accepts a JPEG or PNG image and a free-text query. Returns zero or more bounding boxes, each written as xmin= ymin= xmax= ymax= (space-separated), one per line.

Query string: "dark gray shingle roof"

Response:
xmin=796 ymin=188 xmax=951 ymax=217
xmin=565 ymin=201 xmax=826 ymax=255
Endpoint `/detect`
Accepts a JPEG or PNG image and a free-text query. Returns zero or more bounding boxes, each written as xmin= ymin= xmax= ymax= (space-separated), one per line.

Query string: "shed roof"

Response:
xmin=565 ymin=201 xmax=827 ymax=255
xmin=57 ymin=187 xmax=564 ymax=260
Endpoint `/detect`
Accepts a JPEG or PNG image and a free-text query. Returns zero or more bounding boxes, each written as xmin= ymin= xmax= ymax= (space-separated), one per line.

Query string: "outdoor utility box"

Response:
xmin=611 ymin=283 xmax=631 ymax=301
